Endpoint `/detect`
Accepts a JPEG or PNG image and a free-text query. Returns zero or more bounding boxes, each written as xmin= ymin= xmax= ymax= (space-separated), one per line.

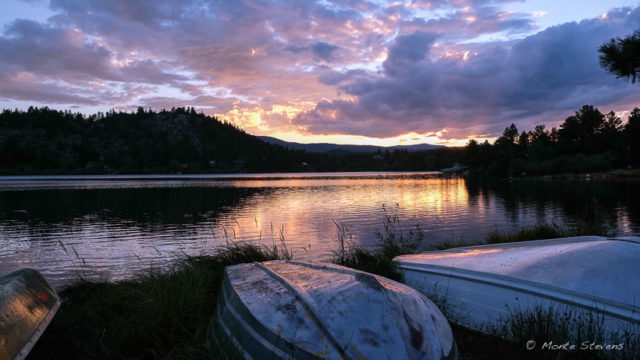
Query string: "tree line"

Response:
xmin=0 ymin=106 xmax=462 ymax=174
xmin=464 ymin=105 xmax=640 ymax=176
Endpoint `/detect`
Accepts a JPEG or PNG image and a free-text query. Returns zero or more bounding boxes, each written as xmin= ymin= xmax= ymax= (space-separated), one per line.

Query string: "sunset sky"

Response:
xmin=1 ymin=0 xmax=640 ymax=146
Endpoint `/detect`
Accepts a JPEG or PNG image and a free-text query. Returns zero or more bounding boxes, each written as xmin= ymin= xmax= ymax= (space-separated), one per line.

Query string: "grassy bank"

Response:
xmin=29 ymin=215 xmax=627 ymax=359
xmin=333 ymin=210 xmax=614 ymax=283
xmin=485 ymin=221 xmax=615 ymax=244
xmin=29 ymin=242 xmax=291 ymax=360
xmin=331 ymin=215 xmax=634 ymax=360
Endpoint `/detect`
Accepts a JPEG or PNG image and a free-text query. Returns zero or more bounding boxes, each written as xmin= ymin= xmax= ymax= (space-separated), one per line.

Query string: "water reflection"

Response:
xmin=0 ymin=173 xmax=638 ymax=288
xmin=465 ymin=178 xmax=640 ymax=234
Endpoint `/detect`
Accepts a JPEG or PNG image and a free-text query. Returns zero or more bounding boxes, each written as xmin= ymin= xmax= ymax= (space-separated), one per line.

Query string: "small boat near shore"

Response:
xmin=440 ymin=163 xmax=468 ymax=174
xmin=0 ymin=269 xmax=61 ymax=360
xmin=393 ymin=236 xmax=640 ymax=337
xmin=210 ymin=260 xmax=458 ymax=359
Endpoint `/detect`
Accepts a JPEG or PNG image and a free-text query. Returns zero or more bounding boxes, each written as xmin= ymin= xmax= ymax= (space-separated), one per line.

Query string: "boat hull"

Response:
xmin=393 ymin=236 xmax=640 ymax=338
xmin=0 ymin=269 xmax=61 ymax=360
xmin=210 ymin=260 xmax=458 ymax=359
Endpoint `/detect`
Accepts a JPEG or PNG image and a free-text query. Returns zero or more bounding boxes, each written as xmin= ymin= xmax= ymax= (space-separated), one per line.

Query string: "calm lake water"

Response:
xmin=1 ymin=172 xmax=638 ymax=289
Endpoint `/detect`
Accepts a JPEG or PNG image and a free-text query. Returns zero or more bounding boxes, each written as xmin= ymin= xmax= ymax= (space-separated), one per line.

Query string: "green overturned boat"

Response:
xmin=0 ymin=269 xmax=60 ymax=360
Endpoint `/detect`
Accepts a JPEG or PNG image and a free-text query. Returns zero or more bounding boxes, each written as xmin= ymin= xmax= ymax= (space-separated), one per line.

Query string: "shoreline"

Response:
xmin=26 ymin=221 xmax=637 ymax=359
xmin=2 ymin=167 xmax=639 ymax=181
xmin=0 ymin=170 xmax=441 ymax=181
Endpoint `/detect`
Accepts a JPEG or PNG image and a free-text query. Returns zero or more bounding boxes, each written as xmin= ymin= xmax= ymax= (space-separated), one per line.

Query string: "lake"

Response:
xmin=1 ymin=172 xmax=638 ymax=289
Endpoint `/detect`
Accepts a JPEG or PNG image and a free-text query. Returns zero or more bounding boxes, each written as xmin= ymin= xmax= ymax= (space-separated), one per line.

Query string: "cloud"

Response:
xmin=410 ymin=0 xmax=523 ymax=10
xmin=294 ymin=6 xmax=640 ymax=138
xmin=401 ymin=4 xmax=536 ymax=41
xmin=1 ymin=0 xmax=640 ymax=142
xmin=285 ymin=41 xmax=342 ymax=62
xmin=311 ymin=42 xmax=341 ymax=62
xmin=0 ymin=72 xmax=107 ymax=105
xmin=0 ymin=19 xmax=115 ymax=80
xmin=33 ymin=0 xmax=374 ymax=110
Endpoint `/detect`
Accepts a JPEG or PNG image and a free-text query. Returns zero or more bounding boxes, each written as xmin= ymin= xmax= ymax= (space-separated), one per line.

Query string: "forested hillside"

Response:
xmin=0 ymin=107 xmax=462 ymax=174
xmin=0 ymin=107 xmax=316 ymax=174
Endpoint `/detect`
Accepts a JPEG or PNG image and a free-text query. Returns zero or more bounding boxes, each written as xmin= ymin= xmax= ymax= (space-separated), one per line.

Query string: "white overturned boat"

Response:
xmin=0 ymin=269 xmax=61 ymax=360
xmin=393 ymin=236 xmax=640 ymax=337
xmin=210 ymin=260 xmax=458 ymax=359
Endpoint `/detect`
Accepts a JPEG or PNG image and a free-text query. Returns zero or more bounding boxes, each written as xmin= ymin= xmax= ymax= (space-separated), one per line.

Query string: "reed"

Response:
xmin=29 ymin=242 xmax=288 ymax=360
xmin=332 ymin=205 xmax=423 ymax=280
xmin=452 ymin=305 xmax=639 ymax=360
xmin=486 ymin=221 xmax=615 ymax=244
xmin=331 ymin=209 xmax=634 ymax=360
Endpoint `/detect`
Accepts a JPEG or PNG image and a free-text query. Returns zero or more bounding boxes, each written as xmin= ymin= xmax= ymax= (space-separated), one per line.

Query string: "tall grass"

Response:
xmin=29 ymin=242 xmax=290 ymax=360
xmin=331 ymin=206 xmax=635 ymax=360
xmin=486 ymin=199 xmax=616 ymax=244
xmin=332 ymin=205 xmax=423 ymax=280
xmin=485 ymin=221 xmax=615 ymax=244
xmin=453 ymin=305 xmax=639 ymax=360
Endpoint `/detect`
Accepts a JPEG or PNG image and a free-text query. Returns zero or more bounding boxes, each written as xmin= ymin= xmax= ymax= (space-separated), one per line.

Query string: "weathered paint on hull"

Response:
xmin=210 ymin=260 xmax=458 ymax=360
xmin=393 ymin=236 xmax=640 ymax=338
xmin=0 ymin=269 xmax=61 ymax=360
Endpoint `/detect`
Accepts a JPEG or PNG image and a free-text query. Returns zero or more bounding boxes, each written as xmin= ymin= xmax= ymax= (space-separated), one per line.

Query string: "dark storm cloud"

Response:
xmin=294 ymin=7 xmax=640 ymax=137
xmin=285 ymin=42 xmax=342 ymax=62
xmin=382 ymin=31 xmax=439 ymax=76
xmin=311 ymin=42 xmax=341 ymax=62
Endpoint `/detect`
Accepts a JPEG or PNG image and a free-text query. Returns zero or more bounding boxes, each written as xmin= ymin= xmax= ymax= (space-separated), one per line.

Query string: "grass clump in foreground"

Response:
xmin=332 ymin=204 xmax=614 ymax=281
xmin=332 ymin=208 xmax=635 ymax=360
xmin=485 ymin=221 xmax=615 ymax=244
xmin=452 ymin=305 xmax=639 ymax=360
xmin=332 ymin=206 xmax=423 ymax=281
xmin=486 ymin=198 xmax=616 ymax=244
xmin=29 ymin=242 xmax=291 ymax=360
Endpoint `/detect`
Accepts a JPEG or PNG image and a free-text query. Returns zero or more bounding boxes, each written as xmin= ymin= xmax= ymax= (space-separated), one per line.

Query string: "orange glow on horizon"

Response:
xmin=256 ymin=131 xmax=488 ymax=147
xmin=215 ymin=104 xmax=497 ymax=148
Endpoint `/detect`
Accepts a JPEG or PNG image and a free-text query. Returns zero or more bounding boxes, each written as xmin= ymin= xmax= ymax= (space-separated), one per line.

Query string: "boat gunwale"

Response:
xmin=1 ymin=268 xmax=62 ymax=360
xmin=407 ymin=236 xmax=622 ymax=254
xmin=14 ymin=297 xmax=61 ymax=360
xmin=392 ymin=261 xmax=640 ymax=324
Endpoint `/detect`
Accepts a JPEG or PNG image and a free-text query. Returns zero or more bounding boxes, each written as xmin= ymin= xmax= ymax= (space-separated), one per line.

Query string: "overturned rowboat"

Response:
xmin=393 ymin=236 xmax=640 ymax=337
xmin=0 ymin=269 xmax=61 ymax=360
xmin=210 ymin=260 xmax=458 ymax=359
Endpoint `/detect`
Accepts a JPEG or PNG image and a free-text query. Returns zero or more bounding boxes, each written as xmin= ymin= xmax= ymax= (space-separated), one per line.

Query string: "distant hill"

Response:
xmin=258 ymin=136 xmax=444 ymax=153
xmin=0 ymin=107 xmax=319 ymax=174
xmin=0 ymin=107 xmax=462 ymax=175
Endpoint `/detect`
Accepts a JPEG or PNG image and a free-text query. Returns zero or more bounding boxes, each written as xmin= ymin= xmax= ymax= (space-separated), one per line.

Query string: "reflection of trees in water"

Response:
xmin=0 ymin=187 xmax=266 ymax=225
xmin=464 ymin=178 xmax=640 ymax=232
